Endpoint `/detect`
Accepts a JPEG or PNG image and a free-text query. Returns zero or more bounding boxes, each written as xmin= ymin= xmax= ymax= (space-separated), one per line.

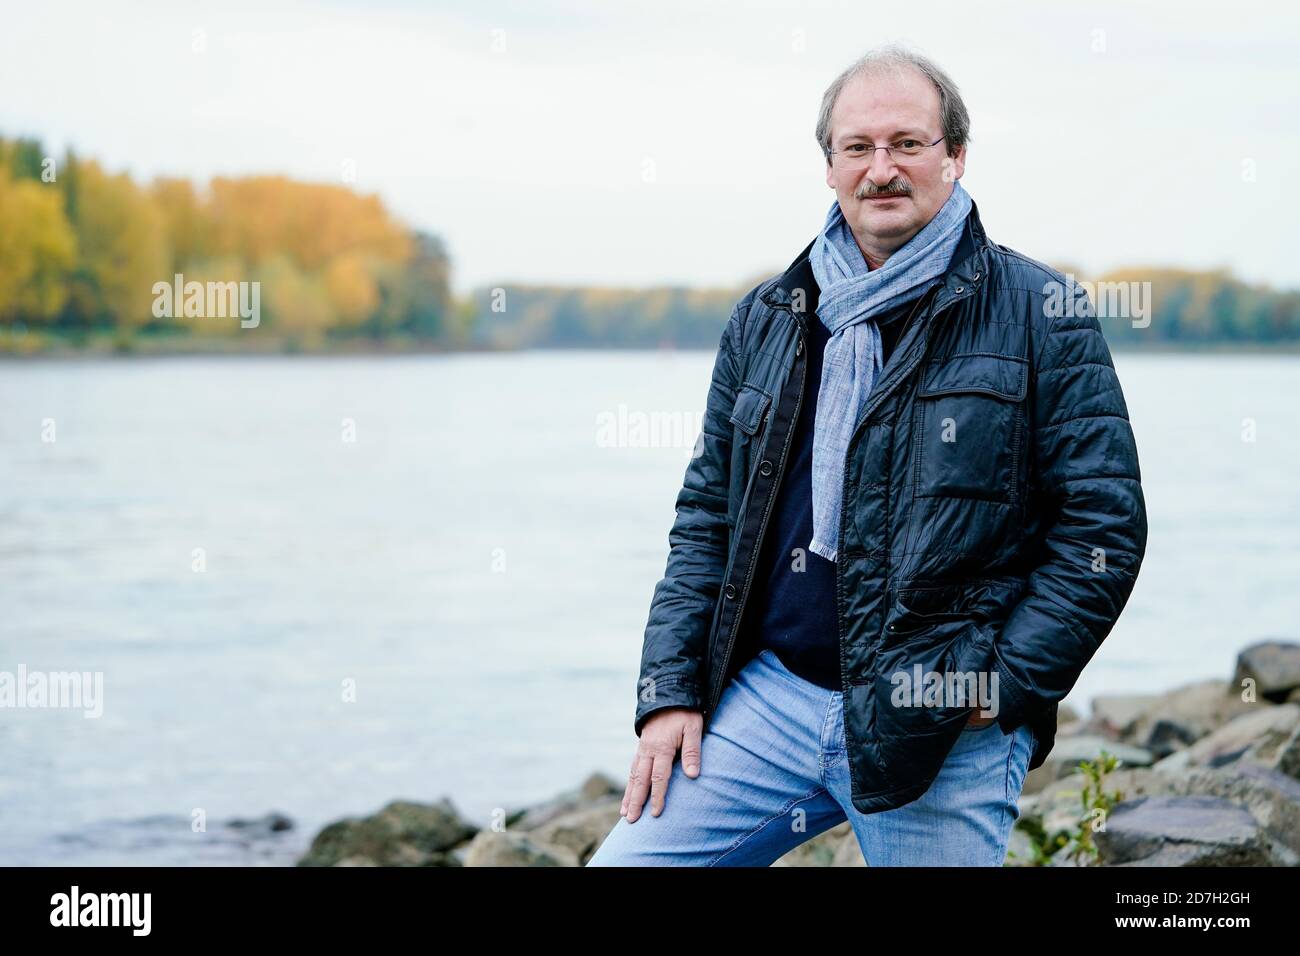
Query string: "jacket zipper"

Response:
xmin=829 ymin=284 xmax=951 ymax=787
xmin=705 ymin=306 xmax=807 ymax=720
xmin=843 ymin=283 xmax=964 ymax=643
xmin=824 ymin=286 xmax=943 ymax=712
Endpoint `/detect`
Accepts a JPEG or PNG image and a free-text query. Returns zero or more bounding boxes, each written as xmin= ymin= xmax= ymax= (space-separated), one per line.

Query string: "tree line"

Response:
xmin=471 ymin=268 xmax=1300 ymax=350
xmin=3 ymin=133 xmax=1297 ymax=354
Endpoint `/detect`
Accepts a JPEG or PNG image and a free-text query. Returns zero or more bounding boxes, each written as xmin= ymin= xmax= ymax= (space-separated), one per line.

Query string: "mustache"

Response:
xmin=857 ymin=180 xmax=912 ymax=199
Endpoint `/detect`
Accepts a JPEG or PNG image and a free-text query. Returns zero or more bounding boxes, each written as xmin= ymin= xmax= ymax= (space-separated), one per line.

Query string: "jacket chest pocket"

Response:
xmin=911 ymin=353 xmax=1026 ymax=502
xmin=726 ymin=383 xmax=772 ymax=516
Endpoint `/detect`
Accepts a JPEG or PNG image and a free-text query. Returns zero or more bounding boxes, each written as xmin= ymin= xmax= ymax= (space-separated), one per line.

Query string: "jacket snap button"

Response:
xmin=796 ymin=339 xmax=804 ymax=355
xmin=954 ymin=285 xmax=964 ymax=293
xmin=724 ymin=584 xmax=737 ymax=599
xmin=759 ymin=459 xmax=773 ymax=476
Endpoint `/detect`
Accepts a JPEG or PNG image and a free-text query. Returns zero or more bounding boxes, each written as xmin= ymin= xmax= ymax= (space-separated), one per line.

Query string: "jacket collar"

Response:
xmin=760 ymin=197 xmax=992 ymax=330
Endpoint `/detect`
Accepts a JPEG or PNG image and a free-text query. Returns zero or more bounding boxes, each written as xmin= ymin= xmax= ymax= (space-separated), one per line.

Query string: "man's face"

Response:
xmin=824 ymin=66 xmax=966 ymax=256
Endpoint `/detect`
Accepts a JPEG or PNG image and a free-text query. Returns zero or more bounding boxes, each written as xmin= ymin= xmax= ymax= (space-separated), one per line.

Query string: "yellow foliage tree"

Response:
xmin=151 ymin=177 xmax=212 ymax=271
xmin=207 ymin=176 xmax=411 ymax=271
xmin=323 ymin=253 xmax=380 ymax=327
xmin=67 ymin=160 xmax=169 ymax=329
xmin=256 ymin=255 xmax=336 ymax=341
xmin=0 ymin=169 xmax=77 ymax=323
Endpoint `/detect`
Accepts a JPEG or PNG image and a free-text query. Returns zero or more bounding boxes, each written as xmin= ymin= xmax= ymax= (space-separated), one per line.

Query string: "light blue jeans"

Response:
xmin=588 ymin=647 xmax=1034 ymax=866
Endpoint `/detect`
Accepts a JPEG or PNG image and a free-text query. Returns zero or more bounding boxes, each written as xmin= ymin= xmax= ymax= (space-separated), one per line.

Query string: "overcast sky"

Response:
xmin=3 ymin=0 xmax=1296 ymax=296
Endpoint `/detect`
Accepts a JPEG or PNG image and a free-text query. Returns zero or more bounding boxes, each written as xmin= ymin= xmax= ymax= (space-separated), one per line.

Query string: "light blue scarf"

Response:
xmin=807 ymin=180 xmax=972 ymax=561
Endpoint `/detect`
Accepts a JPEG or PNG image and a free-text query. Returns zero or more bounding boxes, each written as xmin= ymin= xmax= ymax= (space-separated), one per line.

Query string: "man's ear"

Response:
xmin=947 ymin=144 xmax=967 ymax=182
xmin=825 ymin=158 xmax=835 ymax=190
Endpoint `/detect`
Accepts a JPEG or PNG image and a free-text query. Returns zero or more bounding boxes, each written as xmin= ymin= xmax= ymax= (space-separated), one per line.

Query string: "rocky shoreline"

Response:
xmin=295 ymin=640 xmax=1300 ymax=867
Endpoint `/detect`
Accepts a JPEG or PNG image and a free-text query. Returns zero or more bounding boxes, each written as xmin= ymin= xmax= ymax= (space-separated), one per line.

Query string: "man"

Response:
xmin=588 ymin=46 xmax=1147 ymax=866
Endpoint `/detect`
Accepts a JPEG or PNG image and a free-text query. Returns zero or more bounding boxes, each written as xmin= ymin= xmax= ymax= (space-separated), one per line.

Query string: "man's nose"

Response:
xmin=864 ymin=147 xmax=900 ymax=186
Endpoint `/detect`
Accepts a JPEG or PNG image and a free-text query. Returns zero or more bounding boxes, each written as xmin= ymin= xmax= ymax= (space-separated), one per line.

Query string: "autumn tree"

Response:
xmin=0 ymin=168 xmax=77 ymax=323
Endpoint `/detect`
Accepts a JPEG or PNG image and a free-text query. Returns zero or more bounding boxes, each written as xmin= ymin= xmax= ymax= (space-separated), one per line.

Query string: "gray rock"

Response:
xmin=225 ymin=811 xmax=294 ymax=835
xmin=1110 ymin=843 xmax=1245 ymax=866
xmin=1040 ymin=735 xmax=1153 ymax=781
xmin=1233 ymin=640 xmax=1300 ymax=703
xmin=1092 ymin=695 xmax=1159 ymax=737
xmin=1140 ymin=718 xmax=1202 ymax=760
xmin=1098 ymin=766 xmax=1181 ymax=808
xmin=297 ymin=798 xmax=477 ymax=867
xmin=1021 ymin=763 xmax=1057 ymax=797
xmin=1273 ymin=724 xmax=1300 ymax=780
xmin=1127 ymin=679 xmax=1257 ymax=757
xmin=1154 ymin=703 xmax=1300 ymax=777
xmin=1096 ymin=796 xmax=1274 ymax=866
xmin=462 ymin=830 xmax=580 ymax=867
xmin=1057 ymin=715 xmax=1115 ymax=740
xmin=510 ymin=772 xmax=623 ymax=832
xmin=580 ymin=772 xmax=622 ymax=802
xmin=1164 ymin=762 xmax=1300 ymax=863
xmin=530 ymin=797 xmax=623 ymax=865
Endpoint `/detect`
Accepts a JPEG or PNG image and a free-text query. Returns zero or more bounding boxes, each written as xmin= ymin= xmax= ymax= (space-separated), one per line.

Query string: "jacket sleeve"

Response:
xmin=992 ymin=282 xmax=1148 ymax=733
xmin=632 ymin=298 xmax=746 ymax=737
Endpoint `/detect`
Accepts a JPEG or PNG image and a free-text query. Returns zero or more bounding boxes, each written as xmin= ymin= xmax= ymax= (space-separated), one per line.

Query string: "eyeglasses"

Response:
xmin=829 ymin=135 xmax=945 ymax=168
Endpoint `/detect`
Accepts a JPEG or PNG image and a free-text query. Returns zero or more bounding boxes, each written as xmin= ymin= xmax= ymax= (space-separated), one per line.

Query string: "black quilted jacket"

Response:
xmin=634 ymin=201 xmax=1148 ymax=813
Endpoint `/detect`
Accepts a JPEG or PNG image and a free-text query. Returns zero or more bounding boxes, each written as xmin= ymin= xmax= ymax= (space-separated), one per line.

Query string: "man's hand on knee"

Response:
xmin=621 ymin=708 xmax=703 ymax=823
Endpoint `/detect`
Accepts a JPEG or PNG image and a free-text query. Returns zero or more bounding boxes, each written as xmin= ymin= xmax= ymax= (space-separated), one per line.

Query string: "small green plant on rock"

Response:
xmin=1007 ymin=751 xmax=1125 ymax=866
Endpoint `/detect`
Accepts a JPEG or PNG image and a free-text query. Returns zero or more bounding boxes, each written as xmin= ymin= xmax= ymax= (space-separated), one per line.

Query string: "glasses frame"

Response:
xmin=829 ymin=135 xmax=946 ymax=167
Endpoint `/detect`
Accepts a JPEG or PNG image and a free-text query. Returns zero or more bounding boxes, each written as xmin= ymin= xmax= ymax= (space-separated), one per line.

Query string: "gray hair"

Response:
xmin=815 ymin=45 xmax=970 ymax=164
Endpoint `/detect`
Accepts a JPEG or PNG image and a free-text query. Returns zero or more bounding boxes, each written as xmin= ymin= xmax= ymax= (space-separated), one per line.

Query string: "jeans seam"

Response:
xmin=1005 ymin=725 xmax=1025 ymax=805
xmin=707 ymin=786 xmax=830 ymax=867
xmin=818 ymin=696 xmax=838 ymax=787
xmin=997 ymin=729 xmax=1031 ymax=864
